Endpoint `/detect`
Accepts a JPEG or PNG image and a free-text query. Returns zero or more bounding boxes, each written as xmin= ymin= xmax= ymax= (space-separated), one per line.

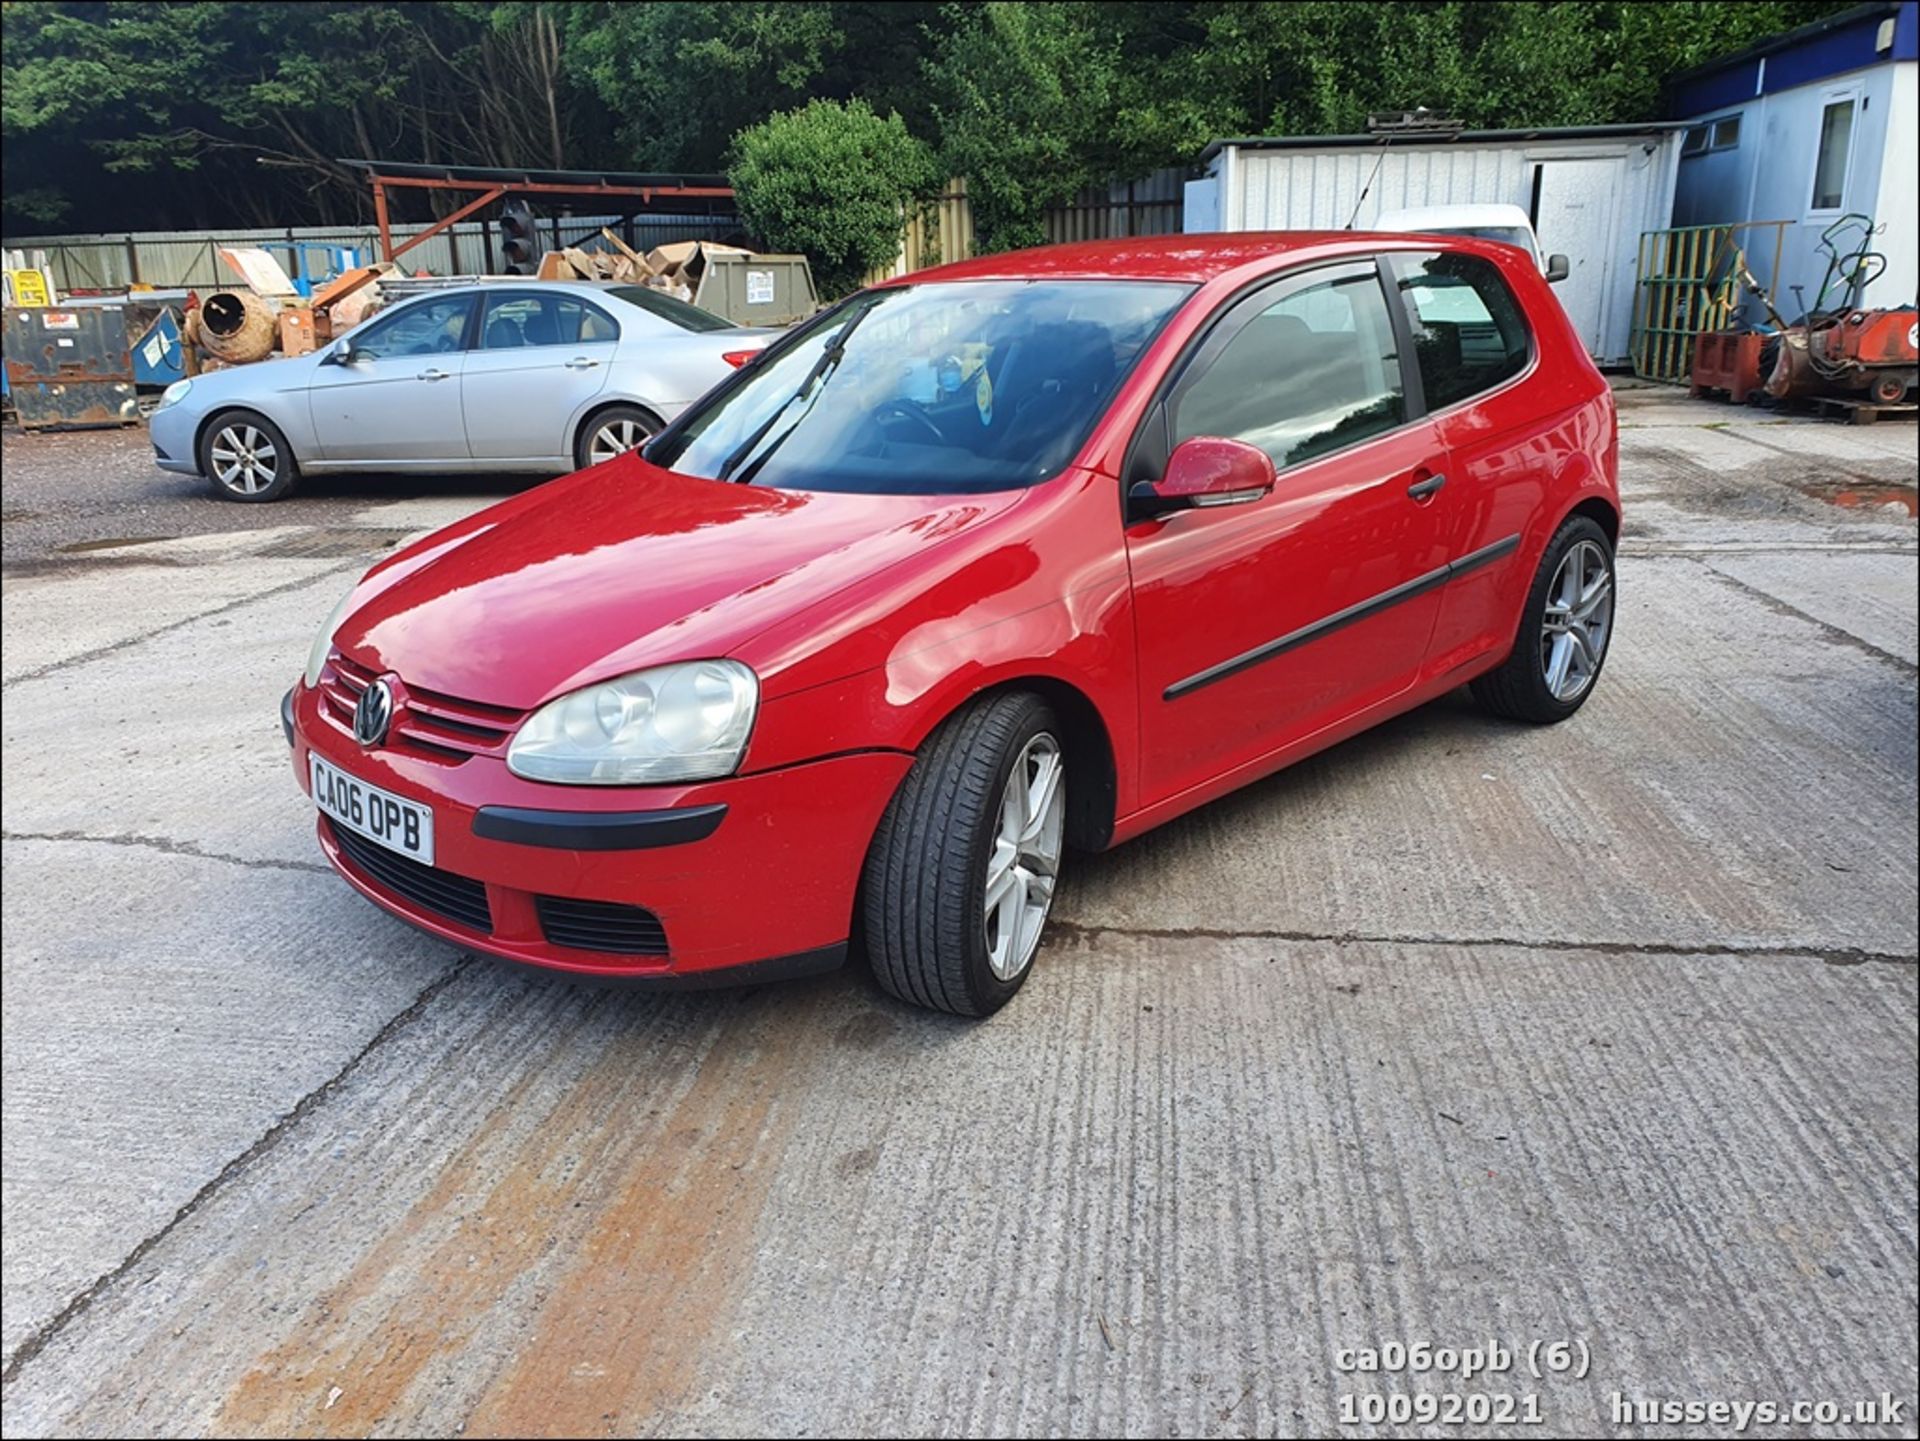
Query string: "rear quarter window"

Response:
xmin=1388 ymin=252 xmax=1532 ymax=411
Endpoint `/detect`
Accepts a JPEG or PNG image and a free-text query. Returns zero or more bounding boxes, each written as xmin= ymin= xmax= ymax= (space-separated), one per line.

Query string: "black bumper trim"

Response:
xmin=281 ymin=687 xmax=296 ymax=747
xmin=472 ymin=801 xmax=727 ymax=850
xmin=493 ymin=940 xmax=847 ymax=992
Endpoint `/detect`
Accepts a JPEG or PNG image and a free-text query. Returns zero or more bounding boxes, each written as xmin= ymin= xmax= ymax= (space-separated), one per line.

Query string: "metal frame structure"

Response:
xmin=342 ymin=160 xmax=735 ymax=265
xmin=1631 ymin=219 xmax=1791 ymax=383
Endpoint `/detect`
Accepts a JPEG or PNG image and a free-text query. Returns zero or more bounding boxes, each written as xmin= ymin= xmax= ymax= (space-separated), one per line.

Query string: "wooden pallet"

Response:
xmin=1807 ymin=394 xmax=1918 ymax=425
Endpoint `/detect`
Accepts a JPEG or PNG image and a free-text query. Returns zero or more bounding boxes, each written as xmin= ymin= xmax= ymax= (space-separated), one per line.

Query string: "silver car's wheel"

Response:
xmin=983 ymin=732 xmax=1066 ymax=982
xmin=1540 ymin=538 xmax=1614 ymax=702
xmin=579 ymin=407 xmax=661 ymax=469
xmin=211 ymin=423 xmax=279 ymax=495
xmin=198 ymin=410 xmax=298 ymax=503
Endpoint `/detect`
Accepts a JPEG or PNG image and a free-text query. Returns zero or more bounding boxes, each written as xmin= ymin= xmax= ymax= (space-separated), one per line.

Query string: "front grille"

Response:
xmin=319 ymin=651 xmax=524 ymax=764
xmin=536 ymin=895 xmax=669 ymax=956
xmin=329 ymin=820 xmax=493 ymax=933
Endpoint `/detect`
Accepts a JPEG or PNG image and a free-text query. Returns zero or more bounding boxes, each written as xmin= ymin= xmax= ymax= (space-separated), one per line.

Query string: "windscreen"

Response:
xmin=649 ymin=279 xmax=1192 ymax=494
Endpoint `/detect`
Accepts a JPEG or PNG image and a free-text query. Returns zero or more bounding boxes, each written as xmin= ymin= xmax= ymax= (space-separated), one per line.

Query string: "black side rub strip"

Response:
xmin=473 ymin=802 xmax=727 ymax=850
xmin=1165 ymin=533 xmax=1522 ymax=701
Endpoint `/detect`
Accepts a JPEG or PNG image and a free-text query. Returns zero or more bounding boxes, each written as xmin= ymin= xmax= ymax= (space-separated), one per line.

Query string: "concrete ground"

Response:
xmin=2 ymin=388 xmax=1915 ymax=1438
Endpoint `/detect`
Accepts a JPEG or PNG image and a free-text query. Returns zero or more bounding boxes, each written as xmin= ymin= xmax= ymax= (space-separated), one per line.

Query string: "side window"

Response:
xmin=571 ymin=299 xmax=620 ymax=343
xmin=481 ymin=294 xmax=564 ymax=349
xmin=1391 ymin=253 xmax=1531 ymax=410
xmin=1172 ymin=269 xmax=1405 ymax=470
xmin=1811 ymin=97 xmax=1854 ymax=210
xmin=480 ymin=294 xmax=618 ymax=349
xmin=350 ymin=296 xmax=472 ymax=359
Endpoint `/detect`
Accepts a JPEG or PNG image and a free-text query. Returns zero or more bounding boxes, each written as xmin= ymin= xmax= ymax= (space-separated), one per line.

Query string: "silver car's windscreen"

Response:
xmin=650 ymin=279 xmax=1193 ymax=495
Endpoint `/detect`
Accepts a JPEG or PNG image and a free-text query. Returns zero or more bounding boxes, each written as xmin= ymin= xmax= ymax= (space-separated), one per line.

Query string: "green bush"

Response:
xmin=729 ymin=98 xmax=939 ymax=298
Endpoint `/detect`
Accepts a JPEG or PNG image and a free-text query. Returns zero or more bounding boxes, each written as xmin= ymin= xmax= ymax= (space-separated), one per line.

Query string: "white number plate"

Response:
xmin=311 ymin=754 xmax=434 ymax=865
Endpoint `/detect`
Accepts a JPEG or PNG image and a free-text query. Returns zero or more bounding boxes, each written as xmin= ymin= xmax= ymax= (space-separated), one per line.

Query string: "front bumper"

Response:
xmin=148 ymin=404 xmax=200 ymax=474
xmin=288 ymin=680 xmax=911 ymax=983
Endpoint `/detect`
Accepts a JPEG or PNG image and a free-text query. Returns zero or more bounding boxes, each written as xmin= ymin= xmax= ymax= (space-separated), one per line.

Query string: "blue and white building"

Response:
xmin=1669 ymin=0 xmax=1918 ymax=314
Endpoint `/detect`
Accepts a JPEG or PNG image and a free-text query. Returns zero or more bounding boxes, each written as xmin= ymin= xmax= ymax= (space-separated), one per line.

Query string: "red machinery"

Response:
xmin=1768 ymin=307 xmax=1919 ymax=405
xmin=1690 ymin=329 xmax=1769 ymax=404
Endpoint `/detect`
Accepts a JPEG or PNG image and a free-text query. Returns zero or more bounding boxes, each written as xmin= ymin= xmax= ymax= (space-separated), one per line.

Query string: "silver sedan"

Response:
xmin=149 ymin=281 xmax=772 ymax=501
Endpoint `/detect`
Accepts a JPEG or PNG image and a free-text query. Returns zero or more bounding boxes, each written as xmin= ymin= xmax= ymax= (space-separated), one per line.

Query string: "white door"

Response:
xmin=1532 ymin=159 xmax=1616 ymax=359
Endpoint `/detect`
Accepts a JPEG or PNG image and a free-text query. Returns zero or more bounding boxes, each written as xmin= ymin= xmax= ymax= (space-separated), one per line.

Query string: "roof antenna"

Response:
xmin=1345 ymin=145 xmax=1388 ymax=230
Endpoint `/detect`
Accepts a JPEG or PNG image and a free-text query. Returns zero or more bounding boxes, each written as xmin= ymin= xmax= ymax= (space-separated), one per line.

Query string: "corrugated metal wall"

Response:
xmin=1044 ymin=167 xmax=1187 ymax=244
xmin=7 ymin=213 xmax=733 ymax=293
xmin=1215 ymin=138 xmax=1680 ymax=364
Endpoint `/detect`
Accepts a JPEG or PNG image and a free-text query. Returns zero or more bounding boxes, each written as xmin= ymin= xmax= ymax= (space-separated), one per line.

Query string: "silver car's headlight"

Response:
xmin=156 ymin=378 xmax=193 ymax=411
xmin=508 ymin=660 xmax=758 ymax=785
xmin=303 ymin=587 xmax=358 ymax=688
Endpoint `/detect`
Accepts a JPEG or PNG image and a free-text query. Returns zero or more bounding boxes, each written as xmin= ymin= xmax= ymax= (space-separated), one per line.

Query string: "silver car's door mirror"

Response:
xmin=328 ymin=341 xmax=358 ymax=366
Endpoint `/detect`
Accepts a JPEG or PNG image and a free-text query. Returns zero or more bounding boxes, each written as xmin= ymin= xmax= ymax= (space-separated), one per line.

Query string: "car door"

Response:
xmin=1123 ymin=259 xmax=1454 ymax=807
xmin=307 ymin=293 xmax=477 ymax=464
xmin=1382 ymin=249 xmax=1546 ymax=678
xmin=461 ymin=290 xmax=618 ymax=464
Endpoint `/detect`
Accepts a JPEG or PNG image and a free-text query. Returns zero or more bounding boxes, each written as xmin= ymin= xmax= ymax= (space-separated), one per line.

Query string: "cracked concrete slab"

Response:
xmin=1 ymin=396 xmax=1913 ymax=1436
xmin=1701 ymin=550 xmax=1920 ymax=666
xmin=0 ymin=838 xmax=457 ymax=1363
xmin=1 ymin=559 xmax=348 ymax=684
xmin=0 ymin=935 xmax=1911 ymax=1438
xmin=1062 ymin=555 xmax=1918 ymax=958
xmin=1 ymin=564 xmax=357 ymax=866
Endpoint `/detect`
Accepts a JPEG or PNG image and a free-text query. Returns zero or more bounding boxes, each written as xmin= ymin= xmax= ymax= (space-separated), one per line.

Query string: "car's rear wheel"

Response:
xmin=863 ymin=692 xmax=1066 ymax=1017
xmin=1471 ymin=514 xmax=1616 ymax=723
xmin=199 ymin=410 xmax=299 ymax=502
xmin=576 ymin=405 xmax=661 ymax=470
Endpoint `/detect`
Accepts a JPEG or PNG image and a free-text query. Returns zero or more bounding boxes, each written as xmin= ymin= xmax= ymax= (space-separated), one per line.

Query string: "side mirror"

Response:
xmin=1129 ymin=436 xmax=1276 ymax=521
xmin=326 ymin=340 xmax=358 ymax=366
xmin=1545 ymin=254 xmax=1570 ymax=284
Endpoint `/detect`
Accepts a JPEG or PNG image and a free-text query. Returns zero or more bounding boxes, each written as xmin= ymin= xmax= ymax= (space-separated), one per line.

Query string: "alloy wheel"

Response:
xmin=209 ymin=424 xmax=279 ymax=496
xmin=588 ymin=417 xmax=652 ymax=464
xmin=1540 ymin=538 xmax=1614 ymax=702
xmin=982 ymin=733 xmax=1065 ymax=982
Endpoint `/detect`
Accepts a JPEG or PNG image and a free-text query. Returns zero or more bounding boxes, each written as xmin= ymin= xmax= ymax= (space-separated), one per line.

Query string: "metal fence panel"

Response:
xmin=7 ymin=212 xmax=739 ymax=292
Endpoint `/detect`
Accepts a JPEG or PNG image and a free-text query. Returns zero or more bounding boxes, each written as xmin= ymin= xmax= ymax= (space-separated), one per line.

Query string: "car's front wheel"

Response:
xmin=199 ymin=410 xmax=299 ymax=502
xmin=575 ymin=405 xmax=661 ymax=470
xmin=1471 ymin=514 xmax=1616 ymax=722
xmin=863 ymin=692 xmax=1067 ymax=1017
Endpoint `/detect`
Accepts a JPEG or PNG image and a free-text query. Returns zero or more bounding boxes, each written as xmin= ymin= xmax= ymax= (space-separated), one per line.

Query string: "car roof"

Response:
xmin=887 ymin=231 xmax=1451 ymax=286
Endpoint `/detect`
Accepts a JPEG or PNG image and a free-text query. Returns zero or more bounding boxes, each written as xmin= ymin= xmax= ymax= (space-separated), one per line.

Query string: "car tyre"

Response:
xmin=863 ymin=692 xmax=1067 ymax=1017
xmin=199 ymin=409 xmax=300 ymax=502
xmin=1471 ymin=514 xmax=1616 ymax=723
xmin=575 ymin=405 xmax=662 ymax=470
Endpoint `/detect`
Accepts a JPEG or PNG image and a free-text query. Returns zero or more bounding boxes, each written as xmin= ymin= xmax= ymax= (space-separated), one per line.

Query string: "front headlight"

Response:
xmin=303 ymin=587 xmax=358 ymax=688
xmin=156 ymin=378 xmax=193 ymax=411
xmin=508 ymin=660 xmax=758 ymax=785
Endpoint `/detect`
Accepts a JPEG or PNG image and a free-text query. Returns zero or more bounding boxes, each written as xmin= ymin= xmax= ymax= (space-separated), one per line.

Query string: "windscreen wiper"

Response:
xmin=717 ymin=302 xmax=872 ymax=483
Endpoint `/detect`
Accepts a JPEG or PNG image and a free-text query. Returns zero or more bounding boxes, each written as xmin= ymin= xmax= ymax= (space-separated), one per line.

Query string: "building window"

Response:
xmin=1811 ymin=98 xmax=1855 ymax=210
xmin=1710 ymin=116 xmax=1741 ymax=150
xmin=1681 ymin=125 xmax=1711 ymax=157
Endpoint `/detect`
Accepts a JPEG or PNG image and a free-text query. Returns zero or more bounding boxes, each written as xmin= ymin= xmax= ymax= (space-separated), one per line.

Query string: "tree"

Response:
xmin=925 ymin=2 xmax=1117 ymax=252
xmin=730 ymin=99 xmax=938 ymax=296
xmin=0 ymin=1 xmax=609 ymax=231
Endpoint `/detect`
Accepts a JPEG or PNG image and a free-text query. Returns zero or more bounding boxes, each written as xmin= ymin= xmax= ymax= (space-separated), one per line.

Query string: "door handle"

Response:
xmin=416 ymin=368 xmax=452 ymax=382
xmin=1407 ymin=472 xmax=1447 ymax=501
xmin=564 ymin=357 xmax=601 ymax=370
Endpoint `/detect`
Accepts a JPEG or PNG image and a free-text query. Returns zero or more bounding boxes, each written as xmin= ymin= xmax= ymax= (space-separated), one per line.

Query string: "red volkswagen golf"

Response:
xmin=287 ymin=233 xmax=1619 ymax=1016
